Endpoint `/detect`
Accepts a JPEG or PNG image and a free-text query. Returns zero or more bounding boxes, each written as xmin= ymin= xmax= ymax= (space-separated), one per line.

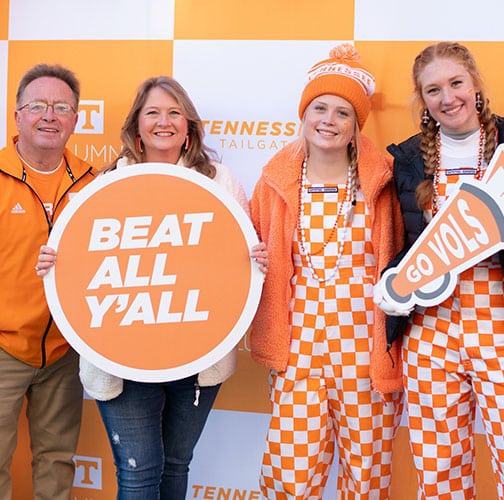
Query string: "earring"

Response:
xmin=421 ymin=109 xmax=431 ymax=125
xmin=184 ymin=135 xmax=190 ymax=151
xmin=135 ymin=136 xmax=144 ymax=153
xmin=475 ymin=92 xmax=483 ymax=115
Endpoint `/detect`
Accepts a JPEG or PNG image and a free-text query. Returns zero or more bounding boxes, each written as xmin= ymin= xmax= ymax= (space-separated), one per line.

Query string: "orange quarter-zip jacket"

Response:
xmin=0 ymin=136 xmax=98 ymax=367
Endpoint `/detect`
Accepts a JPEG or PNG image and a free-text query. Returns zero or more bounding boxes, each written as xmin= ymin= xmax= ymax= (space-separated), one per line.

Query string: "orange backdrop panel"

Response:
xmin=357 ymin=40 xmax=504 ymax=155
xmin=390 ymin=427 xmax=498 ymax=500
xmin=7 ymin=40 xmax=174 ymax=170
xmin=0 ymin=0 xmax=8 ymax=40
xmin=13 ymin=401 xmax=118 ymax=499
xmin=214 ymin=334 xmax=270 ymax=413
xmin=175 ymin=0 xmax=354 ymax=40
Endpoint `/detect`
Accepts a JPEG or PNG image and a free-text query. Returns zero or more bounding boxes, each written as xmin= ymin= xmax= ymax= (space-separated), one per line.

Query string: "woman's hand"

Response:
xmin=373 ymin=279 xmax=414 ymax=317
xmin=35 ymin=245 xmax=57 ymax=278
xmin=251 ymin=242 xmax=269 ymax=275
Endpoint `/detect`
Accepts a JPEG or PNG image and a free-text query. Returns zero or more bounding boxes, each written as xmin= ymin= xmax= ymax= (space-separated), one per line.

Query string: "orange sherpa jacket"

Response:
xmin=0 ymin=136 xmax=97 ymax=368
xmin=249 ymin=136 xmax=405 ymax=394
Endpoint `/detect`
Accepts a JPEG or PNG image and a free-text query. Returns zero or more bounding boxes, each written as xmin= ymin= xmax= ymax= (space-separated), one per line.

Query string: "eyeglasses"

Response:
xmin=17 ymin=100 xmax=76 ymax=116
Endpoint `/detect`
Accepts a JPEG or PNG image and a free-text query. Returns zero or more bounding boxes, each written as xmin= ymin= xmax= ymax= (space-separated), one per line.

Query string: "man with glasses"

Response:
xmin=0 ymin=63 xmax=98 ymax=500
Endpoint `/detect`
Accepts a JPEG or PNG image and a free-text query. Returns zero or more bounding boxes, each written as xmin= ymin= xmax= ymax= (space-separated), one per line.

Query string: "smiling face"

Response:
xmin=419 ymin=57 xmax=480 ymax=134
xmin=15 ymin=76 xmax=78 ymax=162
xmin=302 ymin=94 xmax=356 ymax=155
xmin=137 ymin=86 xmax=189 ymax=164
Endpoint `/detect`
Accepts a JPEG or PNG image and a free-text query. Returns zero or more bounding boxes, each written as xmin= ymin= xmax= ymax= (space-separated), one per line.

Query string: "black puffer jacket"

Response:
xmin=384 ymin=115 xmax=504 ymax=347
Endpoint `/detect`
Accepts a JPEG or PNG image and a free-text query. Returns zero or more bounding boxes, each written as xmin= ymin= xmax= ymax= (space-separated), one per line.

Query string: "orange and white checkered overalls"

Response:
xmin=260 ymin=182 xmax=403 ymax=500
xmin=403 ymin=163 xmax=504 ymax=499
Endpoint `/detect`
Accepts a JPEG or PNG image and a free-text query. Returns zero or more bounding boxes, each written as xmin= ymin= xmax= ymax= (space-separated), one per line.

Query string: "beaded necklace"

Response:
xmin=297 ymin=157 xmax=356 ymax=282
xmin=432 ymin=123 xmax=484 ymax=215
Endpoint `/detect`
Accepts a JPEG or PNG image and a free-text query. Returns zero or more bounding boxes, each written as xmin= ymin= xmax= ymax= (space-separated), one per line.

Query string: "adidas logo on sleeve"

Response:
xmin=10 ymin=203 xmax=26 ymax=214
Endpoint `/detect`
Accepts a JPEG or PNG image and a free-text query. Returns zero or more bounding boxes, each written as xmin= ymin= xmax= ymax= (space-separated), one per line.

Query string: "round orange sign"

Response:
xmin=44 ymin=163 xmax=263 ymax=381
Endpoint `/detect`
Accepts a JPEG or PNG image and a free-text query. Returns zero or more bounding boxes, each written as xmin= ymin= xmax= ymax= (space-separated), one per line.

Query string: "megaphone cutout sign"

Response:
xmin=381 ymin=143 xmax=504 ymax=309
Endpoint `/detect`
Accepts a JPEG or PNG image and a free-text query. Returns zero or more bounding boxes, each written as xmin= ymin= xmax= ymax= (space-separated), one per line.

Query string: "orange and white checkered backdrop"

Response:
xmin=2 ymin=0 xmax=504 ymax=498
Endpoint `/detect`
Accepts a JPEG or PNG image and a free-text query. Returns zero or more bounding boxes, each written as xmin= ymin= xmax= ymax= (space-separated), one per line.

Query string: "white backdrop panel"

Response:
xmin=189 ymin=409 xmax=338 ymax=499
xmin=173 ymin=39 xmax=352 ymax=196
xmin=8 ymin=0 xmax=175 ymax=40
xmin=355 ymin=0 xmax=504 ymax=41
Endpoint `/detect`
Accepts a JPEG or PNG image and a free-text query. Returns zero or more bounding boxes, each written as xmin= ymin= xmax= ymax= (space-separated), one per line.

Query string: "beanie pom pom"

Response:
xmin=298 ymin=42 xmax=374 ymax=128
xmin=329 ymin=43 xmax=361 ymax=63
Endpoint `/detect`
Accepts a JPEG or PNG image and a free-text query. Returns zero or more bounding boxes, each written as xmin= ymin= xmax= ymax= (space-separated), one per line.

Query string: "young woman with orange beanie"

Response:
xmin=250 ymin=44 xmax=404 ymax=499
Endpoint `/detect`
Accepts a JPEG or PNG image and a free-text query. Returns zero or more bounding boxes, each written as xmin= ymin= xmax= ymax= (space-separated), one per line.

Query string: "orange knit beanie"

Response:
xmin=298 ymin=43 xmax=375 ymax=130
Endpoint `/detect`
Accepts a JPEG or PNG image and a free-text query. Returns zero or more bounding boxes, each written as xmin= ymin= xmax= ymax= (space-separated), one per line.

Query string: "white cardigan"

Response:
xmin=80 ymin=156 xmax=250 ymax=400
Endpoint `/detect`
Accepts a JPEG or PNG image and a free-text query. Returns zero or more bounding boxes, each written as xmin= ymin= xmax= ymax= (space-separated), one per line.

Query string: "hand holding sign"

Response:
xmin=373 ymin=278 xmax=414 ymax=316
xmin=43 ymin=163 xmax=264 ymax=382
xmin=379 ymin=144 xmax=504 ymax=309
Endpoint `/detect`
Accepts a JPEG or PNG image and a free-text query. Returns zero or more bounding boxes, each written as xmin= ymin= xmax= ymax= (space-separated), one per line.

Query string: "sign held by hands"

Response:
xmin=44 ymin=163 xmax=263 ymax=382
xmin=381 ymin=144 xmax=504 ymax=309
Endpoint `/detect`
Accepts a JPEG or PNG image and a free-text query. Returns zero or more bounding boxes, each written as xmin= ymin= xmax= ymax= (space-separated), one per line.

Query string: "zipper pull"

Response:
xmin=193 ymin=381 xmax=200 ymax=407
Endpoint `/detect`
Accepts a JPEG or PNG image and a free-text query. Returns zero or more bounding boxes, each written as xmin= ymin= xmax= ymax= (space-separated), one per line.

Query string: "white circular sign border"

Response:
xmin=44 ymin=163 xmax=262 ymax=382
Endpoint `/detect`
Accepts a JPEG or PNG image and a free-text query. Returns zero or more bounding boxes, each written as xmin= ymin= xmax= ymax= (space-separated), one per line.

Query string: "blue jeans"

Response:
xmin=96 ymin=375 xmax=220 ymax=500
